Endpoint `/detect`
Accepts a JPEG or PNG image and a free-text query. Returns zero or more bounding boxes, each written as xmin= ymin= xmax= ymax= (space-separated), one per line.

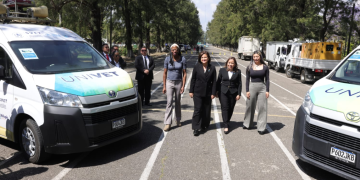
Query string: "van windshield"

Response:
xmin=331 ymin=50 xmax=360 ymax=84
xmin=10 ymin=41 xmax=111 ymax=74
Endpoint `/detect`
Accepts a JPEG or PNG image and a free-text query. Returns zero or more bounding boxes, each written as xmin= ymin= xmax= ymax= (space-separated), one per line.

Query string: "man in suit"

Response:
xmin=102 ymin=44 xmax=112 ymax=63
xmin=135 ymin=46 xmax=155 ymax=106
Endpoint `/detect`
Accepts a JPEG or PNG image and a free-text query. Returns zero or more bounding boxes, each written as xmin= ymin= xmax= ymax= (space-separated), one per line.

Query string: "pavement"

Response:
xmin=0 ymin=46 xmax=346 ymax=180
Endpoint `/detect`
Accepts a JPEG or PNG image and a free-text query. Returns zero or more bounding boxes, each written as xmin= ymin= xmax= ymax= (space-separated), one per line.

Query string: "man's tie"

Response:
xmin=106 ymin=54 xmax=109 ymax=61
xmin=143 ymin=56 xmax=148 ymax=69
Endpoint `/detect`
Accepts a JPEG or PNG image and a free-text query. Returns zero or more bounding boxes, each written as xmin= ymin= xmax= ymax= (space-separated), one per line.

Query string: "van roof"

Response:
xmin=0 ymin=24 xmax=84 ymax=42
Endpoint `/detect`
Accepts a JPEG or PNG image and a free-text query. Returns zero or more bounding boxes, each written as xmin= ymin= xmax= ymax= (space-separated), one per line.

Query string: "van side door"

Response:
xmin=0 ymin=46 xmax=14 ymax=141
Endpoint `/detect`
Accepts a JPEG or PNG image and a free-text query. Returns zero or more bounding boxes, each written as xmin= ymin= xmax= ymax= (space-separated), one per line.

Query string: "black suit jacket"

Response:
xmin=216 ymin=68 xmax=242 ymax=95
xmin=135 ymin=55 xmax=155 ymax=80
xmin=189 ymin=63 xmax=217 ymax=97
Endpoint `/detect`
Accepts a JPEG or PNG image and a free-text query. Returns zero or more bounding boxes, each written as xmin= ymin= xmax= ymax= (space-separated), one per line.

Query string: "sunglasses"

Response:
xmin=141 ymin=50 xmax=147 ymax=52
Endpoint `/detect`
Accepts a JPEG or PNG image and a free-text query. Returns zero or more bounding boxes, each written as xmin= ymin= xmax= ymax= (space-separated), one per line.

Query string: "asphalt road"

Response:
xmin=0 ymin=46 xmax=347 ymax=180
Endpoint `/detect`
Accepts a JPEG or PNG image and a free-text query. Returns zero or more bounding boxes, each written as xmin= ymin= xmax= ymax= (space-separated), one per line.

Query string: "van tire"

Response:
xmin=300 ymin=69 xmax=307 ymax=83
xmin=19 ymin=119 xmax=50 ymax=164
xmin=286 ymin=66 xmax=294 ymax=78
xmin=238 ymin=53 xmax=241 ymax=59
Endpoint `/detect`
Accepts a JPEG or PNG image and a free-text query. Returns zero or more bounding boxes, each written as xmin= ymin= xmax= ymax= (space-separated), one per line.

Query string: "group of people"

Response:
xmin=160 ymin=44 xmax=270 ymax=136
xmin=128 ymin=43 xmax=270 ymax=135
xmin=102 ymin=44 xmax=127 ymax=69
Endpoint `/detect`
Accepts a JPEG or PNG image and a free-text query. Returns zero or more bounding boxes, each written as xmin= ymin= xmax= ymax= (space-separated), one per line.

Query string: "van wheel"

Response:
xmin=241 ymin=54 xmax=244 ymax=60
xmin=19 ymin=119 xmax=50 ymax=164
xmin=286 ymin=66 xmax=294 ymax=78
xmin=274 ymin=63 xmax=280 ymax=72
xmin=300 ymin=69 xmax=307 ymax=83
xmin=238 ymin=53 xmax=241 ymax=59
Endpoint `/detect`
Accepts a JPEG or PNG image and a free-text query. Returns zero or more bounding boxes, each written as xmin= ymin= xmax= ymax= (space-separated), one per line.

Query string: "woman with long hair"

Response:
xmin=243 ymin=50 xmax=270 ymax=135
xmin=216 ymin=57 xmax=242 ymax=134
xmin=162 ymin=44 xmax=187 ymax=131
xmin=110 ymin=50 xmax=126 ymax=69
xmin=189 ymin=51 xmax=217 ymax=136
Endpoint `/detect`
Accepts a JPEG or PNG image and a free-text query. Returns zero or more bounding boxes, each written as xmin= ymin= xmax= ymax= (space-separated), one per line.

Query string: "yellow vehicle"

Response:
xmin=285 ymin=41 xmax=343 ymax=83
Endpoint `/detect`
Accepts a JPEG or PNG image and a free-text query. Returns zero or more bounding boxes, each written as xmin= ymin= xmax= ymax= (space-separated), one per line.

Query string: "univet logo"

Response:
xmin=325 ymin=87 xmax=360 ymax=98
xmin=60 ymin=71 xmax=119 ymax=82
xmin=346 ymin=112 xmax=360 ymax=123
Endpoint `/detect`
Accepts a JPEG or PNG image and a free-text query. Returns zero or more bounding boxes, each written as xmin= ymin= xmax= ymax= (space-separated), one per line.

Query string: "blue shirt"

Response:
xmin=164 ymin=56 xmax=187 ymax=80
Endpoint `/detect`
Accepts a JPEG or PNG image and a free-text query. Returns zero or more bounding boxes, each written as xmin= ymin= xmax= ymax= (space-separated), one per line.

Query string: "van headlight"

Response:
xmin=37 ymin=86 xmax=83 ymax=107
xmin=302 ymin=91 xmax=313 ymax=114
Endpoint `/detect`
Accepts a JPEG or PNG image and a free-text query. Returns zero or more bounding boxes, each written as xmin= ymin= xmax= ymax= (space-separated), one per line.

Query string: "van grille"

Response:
xmin=82 ymin=95 xmax=136 ymax=108
xmin=88 ymin=123 xmax=139 ymax=145
xmin=305 ymin=122 xmax=360 ymax=152
xmin=310 ymin=113 xmax=360 ymax=131
xmin=304 ymin=148 xmax=360 ymax=178
xmin=83 ymin=103 xmax=138 ymax=124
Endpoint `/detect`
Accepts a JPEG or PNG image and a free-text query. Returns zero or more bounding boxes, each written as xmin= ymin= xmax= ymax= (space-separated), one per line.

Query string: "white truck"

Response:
xmin=265 ymin=41 xmax=291 ymax=72
xmin=237 ymin=36 xmax=260 ymax=60
xmin=284 ymin=40 xmax=343 ymax=83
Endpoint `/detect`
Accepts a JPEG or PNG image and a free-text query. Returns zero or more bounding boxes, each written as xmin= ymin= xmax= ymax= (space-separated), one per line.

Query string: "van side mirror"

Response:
xmin=0 ymin=65 xmax=4 ymax=78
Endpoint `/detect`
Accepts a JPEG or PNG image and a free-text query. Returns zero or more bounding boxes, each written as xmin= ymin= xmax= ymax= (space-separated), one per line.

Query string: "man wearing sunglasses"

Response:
xmin=102 ymin=44 xmax=112 ymax=62
xmin=135 ymin=46 xmax=155 ymax=106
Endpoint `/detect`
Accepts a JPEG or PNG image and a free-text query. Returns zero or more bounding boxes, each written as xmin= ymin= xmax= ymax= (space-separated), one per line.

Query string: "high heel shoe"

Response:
xmin=193 ymin=129 xmax=200 ymax=136
xmin=177 ymin=121 xmax=181 ymax=127
xmin=163 ymin=124 xmax=171 ymax=132
xmin=224 ymin=128 xmax=229 ymax=134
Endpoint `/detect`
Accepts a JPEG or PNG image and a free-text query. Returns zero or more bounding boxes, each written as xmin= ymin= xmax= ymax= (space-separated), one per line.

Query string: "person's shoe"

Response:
xmin=258 ymin=129 xmax=267 ymax=135
xmin=193 ymin=130 xmax=200 ymax=136
xmin=224 ymin=128 xmax=229 ymax=134
xmin=243 ymin=126 xmax=248 ymax=130
xmin=163 ymin=125 xmax=171 ymax=132
xmin=176 ymin=122 xmax=181 ymax=127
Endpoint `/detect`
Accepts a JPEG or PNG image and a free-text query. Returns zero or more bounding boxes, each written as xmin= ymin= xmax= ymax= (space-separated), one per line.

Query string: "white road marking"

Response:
xmin=213 ymin=57 xmax=232 ymax=180
xmin=139 ymin=56 xmax=194 ymax=180
xmin=238 ymin=77 xmax=310 ymax=180
xmin=51 ymin=152 xmax=89 ymax=180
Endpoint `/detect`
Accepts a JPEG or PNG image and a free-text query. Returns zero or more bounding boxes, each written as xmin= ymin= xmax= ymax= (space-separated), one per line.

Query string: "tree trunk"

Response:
xmin=156 ymin=25 xmax=161 ymax=52
xmin=137 ymin=8 xmax=143 ymax=52
xmin=145 ymin=15 xmax=151 ymax=55
xmin=90 ymin=2 xmax=102 ymax=52
xmin=122 ymin=0 xmax=134 ymax=57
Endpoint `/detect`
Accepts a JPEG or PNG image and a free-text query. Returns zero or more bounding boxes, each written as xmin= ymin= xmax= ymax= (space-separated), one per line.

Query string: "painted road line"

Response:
xmin=240 ymin=92 xmax=310 ymax=180
xmin=139 ymin=56 xmax=194 ymax=180
xmin=51 ymin=152 xmax=90 ymax=180
xmin=0 ymin=152 xmax=21 ymax=167
xmin=213 ymin=57 xmax=232 ymax=180
xmin=212 ymin=99 xmax=231 ymax=180
xmin=143 ymin=109 xmax=294 ymax=118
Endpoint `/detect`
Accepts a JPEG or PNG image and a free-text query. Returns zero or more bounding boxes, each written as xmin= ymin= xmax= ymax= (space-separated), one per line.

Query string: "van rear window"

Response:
xmin=10 ymin=41 xmax=111 ymax=74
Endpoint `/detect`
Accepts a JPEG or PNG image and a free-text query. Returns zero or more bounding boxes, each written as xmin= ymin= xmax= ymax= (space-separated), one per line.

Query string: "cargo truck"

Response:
xmin=285 ymin=41 xmax=343 ymax=83
xmin=237 ymin=36 xmax=260 ymax=60
xmin=265 ymin=41 xmax=291 ymax=72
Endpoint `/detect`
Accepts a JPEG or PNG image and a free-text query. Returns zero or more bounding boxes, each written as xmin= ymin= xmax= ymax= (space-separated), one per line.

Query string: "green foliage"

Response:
xmin=207 ymin=0 xmax=357 ymax=47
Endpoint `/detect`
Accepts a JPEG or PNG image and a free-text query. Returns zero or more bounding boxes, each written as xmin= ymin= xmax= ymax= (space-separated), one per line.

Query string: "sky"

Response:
xmin=192 ymin=0 xmax=220 ymax=32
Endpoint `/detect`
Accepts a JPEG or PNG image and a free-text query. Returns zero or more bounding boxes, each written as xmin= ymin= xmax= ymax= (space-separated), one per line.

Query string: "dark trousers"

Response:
xmin=219 ymin=91 xmax=237 ymax=128
xmin=137 ymin=76 xmax=152 ymax=104
xmin=192 ymin=95 xmax=212 ymax=130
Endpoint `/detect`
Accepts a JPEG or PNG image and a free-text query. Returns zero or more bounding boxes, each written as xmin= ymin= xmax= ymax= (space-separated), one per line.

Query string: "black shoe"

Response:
xmin=243 ymin=126 xmax=248 ymax=130
xmin=193 ymin=130 xmax=200 ymax=136
xmin=145 ymin=103 xmax=152 ymax=106
xmin=258 ymin=129 xmax=267 ymax=135
xmin=224 ymin=129 xmax=229 ymax=134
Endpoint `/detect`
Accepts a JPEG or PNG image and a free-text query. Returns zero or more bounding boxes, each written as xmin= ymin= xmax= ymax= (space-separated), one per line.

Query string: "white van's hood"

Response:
xmin=33 ymin=68 xmax=133 ymax=97
xmin=310 ymin=78 xmax=360 ymax=122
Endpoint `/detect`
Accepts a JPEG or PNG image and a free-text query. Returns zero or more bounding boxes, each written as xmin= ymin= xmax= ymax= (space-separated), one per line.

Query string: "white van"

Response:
xmin=237 ymin=36 xmax=260 ymax=60
xmin=0 ymin=23 xmax=142 ymax=163
xmin=292 ymin=46 xmax=360 ymax=179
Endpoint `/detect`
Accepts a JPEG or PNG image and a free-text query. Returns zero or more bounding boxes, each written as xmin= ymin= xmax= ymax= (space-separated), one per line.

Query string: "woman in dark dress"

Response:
xmin=216 ymin=57 xmax=242 ymax=134
xmin=189 ymin=51 xmax=217 ymax=136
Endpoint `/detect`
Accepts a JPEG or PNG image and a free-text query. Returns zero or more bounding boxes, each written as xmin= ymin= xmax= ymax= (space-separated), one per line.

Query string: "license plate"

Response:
xmin=112 ymin=118 xmax=125 ymax=129
xmin=330 ymin=147 xmax=356 ymax=165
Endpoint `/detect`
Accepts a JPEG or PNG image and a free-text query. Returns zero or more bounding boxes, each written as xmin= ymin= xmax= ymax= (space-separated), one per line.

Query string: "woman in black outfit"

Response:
xmin=189 ymin=51 xmax=217 ymax=136
xmin=216 ymin=57 xmax=242 ymax=134
xmin=244 ymin=50 xmax=270 ymax=135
